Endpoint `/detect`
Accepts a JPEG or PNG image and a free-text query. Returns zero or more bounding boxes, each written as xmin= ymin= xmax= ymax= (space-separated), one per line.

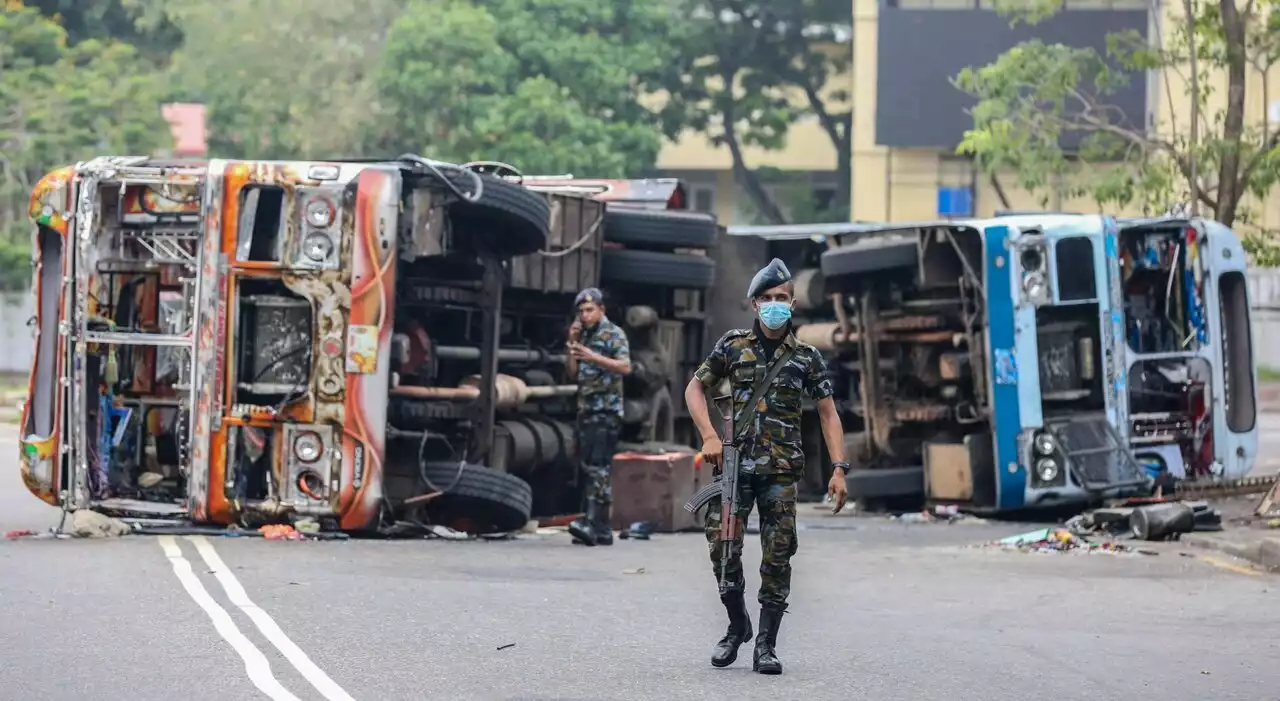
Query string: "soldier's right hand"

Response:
xmin=568 ymin=319 xmax=583 ymax=342
xmin=700 ymin=437 xmax=723 ymax=467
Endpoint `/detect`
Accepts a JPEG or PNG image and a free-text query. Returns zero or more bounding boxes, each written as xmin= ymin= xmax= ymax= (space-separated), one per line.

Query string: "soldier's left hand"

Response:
xmin=826 ymin=471 xmax=848 ymax=514
xmin=569 ymin=343 xmax=596 ymax=362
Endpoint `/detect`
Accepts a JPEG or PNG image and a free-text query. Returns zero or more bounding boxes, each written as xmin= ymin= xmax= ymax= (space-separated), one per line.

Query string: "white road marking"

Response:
xmin=157 ymin=536 xmax=302 ymax=701
xmin=188 ymin=536 xmax=357 ymax=701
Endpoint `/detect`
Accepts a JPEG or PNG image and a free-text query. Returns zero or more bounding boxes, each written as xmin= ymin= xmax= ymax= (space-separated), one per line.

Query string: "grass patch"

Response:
xmin=1260 ymin=366 xmax=1280 ymax=383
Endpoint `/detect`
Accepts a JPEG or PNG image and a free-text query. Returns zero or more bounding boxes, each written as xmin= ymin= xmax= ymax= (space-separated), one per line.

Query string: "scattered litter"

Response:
xmin=294 ymin=518 xmax=321 ymax=534
xmin=986 ymin=527 xmax=1141 ymax=555
xmin=258 ymin=524 xmax=305 ymax=541
xmin=623 ymin=567 xmax=646 ymax=575
xmin=890 ymin=507 xmax=974 ymax=524
xmin=426 ymin=524 xmax=471 ymax=540
xmin=497 ymin=643 xmax=516 ymax=651
xmin=4 ymin=529 xmax=37 ymax=539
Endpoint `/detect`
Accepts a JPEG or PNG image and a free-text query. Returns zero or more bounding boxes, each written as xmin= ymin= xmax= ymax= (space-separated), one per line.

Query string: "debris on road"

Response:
xmin=1067 ymin=499 xmax=1222 ymax=541
xmin=4 ymin=529 xmax=37 ymax=539
xmin=259 ymin=524 xmax=306 ymax=541
xmin=618 ymin=521 xmax=655 ymax=540
xmin=984 ymin=527 xmax=1150 ymax=555
xmin=71 ymin=510 xmax=131 ymax=538
xmin=622 ymin=567 xmax=646 ymax=574
xmin=890 ymin=505 xmax=979 ymax=524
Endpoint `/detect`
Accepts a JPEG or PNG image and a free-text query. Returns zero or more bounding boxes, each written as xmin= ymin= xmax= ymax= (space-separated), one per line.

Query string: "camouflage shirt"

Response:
xmin=692 ymin=326 xmax=834 ymax=475
xmin=576 ymin=317 xmax=630 ymax=419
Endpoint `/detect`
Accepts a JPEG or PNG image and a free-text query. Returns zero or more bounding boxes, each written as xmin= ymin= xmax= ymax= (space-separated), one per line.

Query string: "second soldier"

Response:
xmin=565 ymin=287 xmax=632 ymax=546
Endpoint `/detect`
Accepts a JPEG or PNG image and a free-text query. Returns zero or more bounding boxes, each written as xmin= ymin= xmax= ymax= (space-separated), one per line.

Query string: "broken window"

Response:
xmin=235 ymin=185 xmax=286 ymax=262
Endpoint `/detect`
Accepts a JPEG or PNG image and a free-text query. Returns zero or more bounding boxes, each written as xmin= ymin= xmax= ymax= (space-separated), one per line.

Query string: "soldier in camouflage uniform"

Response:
xmin=565 ymin=287 xmax=632 ymax=546
xmin=683 ymin=258 xmax=850 ymax=675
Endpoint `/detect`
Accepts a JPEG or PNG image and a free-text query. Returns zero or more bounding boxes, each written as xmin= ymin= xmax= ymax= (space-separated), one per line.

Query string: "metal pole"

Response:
xmin=1183 ymin=0 xmax=1201 ymax=216
xmin=470 ymin=252 xmax=504 ymax=463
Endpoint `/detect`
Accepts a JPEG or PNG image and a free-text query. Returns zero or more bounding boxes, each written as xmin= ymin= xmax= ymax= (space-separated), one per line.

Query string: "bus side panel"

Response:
xmin=1206 ymin=225 xmax=1257 ymax=480
xmin=338 ymin=168 xmax=400 ymax=530
xmin=20 ymin=166 xmax=77 ymax=505
xmin=984 ymin=226 xmax=1026 ymax=510
xmin=1101 ymin=219 xmax=1129 ymax=433
xmin=187 ymin=159 xmax=229 ymax=522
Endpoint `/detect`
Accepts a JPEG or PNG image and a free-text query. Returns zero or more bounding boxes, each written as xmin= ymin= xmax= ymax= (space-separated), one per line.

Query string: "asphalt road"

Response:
xmin=2 ymin=423 xmax=1279 ymax=701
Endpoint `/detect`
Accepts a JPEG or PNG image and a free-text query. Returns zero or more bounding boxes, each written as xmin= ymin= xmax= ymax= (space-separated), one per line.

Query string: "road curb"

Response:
xmin=1182 ymin=532 xmax=1280 ymax=571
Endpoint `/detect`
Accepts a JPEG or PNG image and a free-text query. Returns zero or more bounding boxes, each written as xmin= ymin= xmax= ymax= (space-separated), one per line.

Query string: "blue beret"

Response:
xmin=574 ymin=287 xmax=604 ymax=307
xmin=746 ymin=258 xmax=793 ymax=298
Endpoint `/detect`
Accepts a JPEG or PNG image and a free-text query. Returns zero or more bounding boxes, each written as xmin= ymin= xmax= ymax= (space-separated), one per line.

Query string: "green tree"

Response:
xmin=156 ymin=0 xmax=406 ymax=159
xmin=374 ymin=0 xmax=677 ymax=176
xmin=0 ymin=3 xmax=169 ymax=288
xmin=653 ymin=0 xmax=852 ymax=224
xmin=955 ymin=0 xmax=1280 ymax=259
xmin=25 ymin=0 xmax=183 ymax=63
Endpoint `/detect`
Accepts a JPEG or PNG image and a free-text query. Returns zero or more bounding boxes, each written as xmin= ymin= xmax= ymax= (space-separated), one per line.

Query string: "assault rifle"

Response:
xmin=684 ymin=394 xmax=740 ymax=595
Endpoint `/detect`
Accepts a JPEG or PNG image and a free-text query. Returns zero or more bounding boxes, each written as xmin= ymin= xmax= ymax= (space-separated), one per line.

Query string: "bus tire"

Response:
xmin=420 ymin=461 xmax=533 ymax=534
xmin=601 ymin=249 xmax=716 ymax=289
xmin=844 ymin=466 xmax=924 ymax=499
xmin=604 ymin=209 xmax=718 ymax=249
xmin=821 ymin=238 xmax=919 ymax=279
xmin=446 ymin=172 xmax=551 ymax=258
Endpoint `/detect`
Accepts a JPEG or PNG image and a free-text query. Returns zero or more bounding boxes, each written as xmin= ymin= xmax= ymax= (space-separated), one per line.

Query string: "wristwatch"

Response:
xmin=830 ymin=461 xmax=850 ymax=474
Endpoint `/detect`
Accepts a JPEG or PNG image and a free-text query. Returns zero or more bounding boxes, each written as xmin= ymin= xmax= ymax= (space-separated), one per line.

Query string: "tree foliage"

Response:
xmin=373 ymin=0 xmax=676 ymax=176
xmin=154 ymin=0 xmax=406 ymax=160
xmin=25 ymin=0 xmax=183 ymax=63
xmin=653 ymin=0 xmax=851 ymax=224
xmin=0 ymin=2 xmax=170 ymax=286
xmin=955 ymin=0 xmax=1280 ymax=261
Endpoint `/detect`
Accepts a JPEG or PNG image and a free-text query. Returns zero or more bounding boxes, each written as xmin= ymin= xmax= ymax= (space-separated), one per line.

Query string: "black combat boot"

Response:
xmin=594 ymin=501 xmax=614 ymax=546
xmin=568 ymin=502 xmax=598 ymax=546
xmin=752 ymin=606 xmax=784 ymax=675
xmin=710 ymin=592 xmax=753 ymax=668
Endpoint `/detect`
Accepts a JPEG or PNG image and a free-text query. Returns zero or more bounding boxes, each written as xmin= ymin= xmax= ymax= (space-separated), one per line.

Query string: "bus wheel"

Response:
xmin=444 ymin=172 xmax=551 ymax=258
xmin=601 ymin=249 xmax=716 ymax=289
xmin=603 ymin=209 xmax=718 ymax=249
xmin=418 ymin=461 xmax=533 ymax=535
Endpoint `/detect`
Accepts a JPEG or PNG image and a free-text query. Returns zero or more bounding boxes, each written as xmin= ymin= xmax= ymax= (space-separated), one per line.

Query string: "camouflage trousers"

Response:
xmin=576 ymin=412 xmax=621 ymax=505
xmin=703 ymin=473 xmax=798 ymax=610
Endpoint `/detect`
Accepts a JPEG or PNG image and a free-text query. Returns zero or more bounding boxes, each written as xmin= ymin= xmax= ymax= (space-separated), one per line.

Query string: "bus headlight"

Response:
xmin=1035 ymin=457 xmax=1060 ymax=482
xmin=1022 ymin=272 xmax=1046 ymax=298
xmin=304 ymin=197 xmax=335 ymax=228
xmin=1033 ymin=432 xmax=1056 ymax=456
xmin=293 ymin=431 xmax=322 ymax=463
xmin=302 ymin=232 xmax=333 ymax=262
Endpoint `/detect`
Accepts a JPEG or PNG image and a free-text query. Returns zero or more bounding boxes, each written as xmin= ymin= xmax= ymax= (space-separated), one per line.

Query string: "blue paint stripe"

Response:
xmin=984 ymin=226 xmax=1025 ymax=509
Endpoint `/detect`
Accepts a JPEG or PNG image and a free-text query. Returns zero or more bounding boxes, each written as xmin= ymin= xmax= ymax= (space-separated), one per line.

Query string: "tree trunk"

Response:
xmin=719 ymin=69 xmax=788 ymax=225
xmin=1214 ymin=0 xmax=1248 ymax=226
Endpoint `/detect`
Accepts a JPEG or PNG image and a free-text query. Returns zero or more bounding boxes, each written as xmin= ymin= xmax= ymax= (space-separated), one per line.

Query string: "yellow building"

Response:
xmin=658 ymin=0 xmax=1280 ymax=229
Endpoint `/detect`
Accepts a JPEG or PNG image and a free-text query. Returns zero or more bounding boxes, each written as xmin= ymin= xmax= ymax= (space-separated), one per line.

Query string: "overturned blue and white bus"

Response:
xmin=727 ymin=214 xmax=1257 ymax=513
